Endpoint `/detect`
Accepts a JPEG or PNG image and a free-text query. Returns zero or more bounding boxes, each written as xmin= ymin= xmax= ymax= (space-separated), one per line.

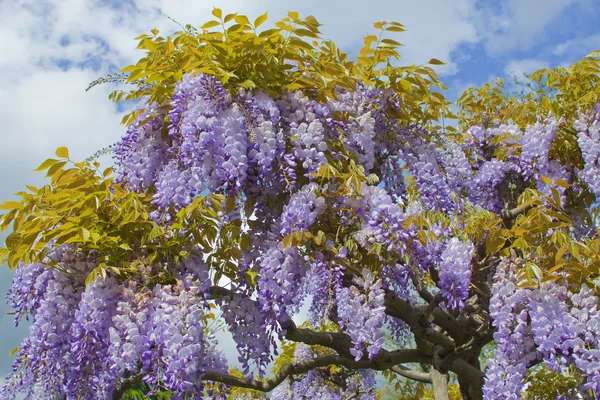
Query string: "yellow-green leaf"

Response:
xmin=0 ymin=201 xmax=22 ymax=211
xmin=428 ymin=58 xmax=446 ymax=65
xmin=35 ymin=158 xmax=59 ymax=171
xmin=254 ymin=11 xmax=268 ymax=28
xmin=212 ymin=7 xmax=222 ymax=19
xmin=201 ymin=20 xmax=221 ymax=30
xmin=380 ymin=38 xmax=402 ymax=46
xmin=55 ymin=147 xmax=69 ymax=159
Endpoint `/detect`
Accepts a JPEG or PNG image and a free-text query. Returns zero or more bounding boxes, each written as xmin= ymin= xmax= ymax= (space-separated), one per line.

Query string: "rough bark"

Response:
xmin=430 ymin=368 xmax=450 ymax=400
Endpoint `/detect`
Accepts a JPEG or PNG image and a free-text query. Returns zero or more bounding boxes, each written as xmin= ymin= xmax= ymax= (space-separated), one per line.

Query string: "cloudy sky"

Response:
xmin=1 ymin=0 xmax=599 ymax=383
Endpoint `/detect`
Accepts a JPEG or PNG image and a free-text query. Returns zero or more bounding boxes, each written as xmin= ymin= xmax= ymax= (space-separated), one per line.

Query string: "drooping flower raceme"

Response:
xmin=438 ymin=238 xmax=474 ymax=310
xmin=336 ymin=269 xmax=386 ymax=361
xmin=576 ymin=107 xmax=600 ymax=196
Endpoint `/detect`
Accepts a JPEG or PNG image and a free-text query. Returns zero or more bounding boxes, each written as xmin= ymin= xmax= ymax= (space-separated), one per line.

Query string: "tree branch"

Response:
xmin=391 ymin=365 xmax=432 ymax=383
xmin=501 ymin=203 xmax=533 ymax=221
xmin=208 ymin=285 xmax=483 ymax=395
xmin=202 ymin=350 xmax=431 ymax=392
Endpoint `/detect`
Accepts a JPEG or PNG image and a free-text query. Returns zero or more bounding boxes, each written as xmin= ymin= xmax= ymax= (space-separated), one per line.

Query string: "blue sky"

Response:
xmin=0 ymin=0 xmax=599 ymax=384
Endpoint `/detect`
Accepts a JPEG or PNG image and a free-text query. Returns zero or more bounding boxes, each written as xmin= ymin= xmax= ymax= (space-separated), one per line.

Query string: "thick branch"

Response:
xmin=501 ymin=203 xmax=533 ymax=222
xmin=209 ymin=285 xmax=482 ymax=395
xmin=203 ymin=350 xmax=431 ymax=392
xmin=384 ymin=291 xmax=463 ymax=343
xmin=391 ymin=365 xmax=432 ymax=383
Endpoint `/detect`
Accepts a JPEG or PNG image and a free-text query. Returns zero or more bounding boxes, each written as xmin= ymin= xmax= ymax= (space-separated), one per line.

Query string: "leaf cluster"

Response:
xmin=108 ymin=10 xmax=450 ymax=127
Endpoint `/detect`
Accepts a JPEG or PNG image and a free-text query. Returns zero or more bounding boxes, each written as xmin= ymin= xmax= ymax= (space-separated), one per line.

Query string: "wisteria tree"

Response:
xmin=2 ymin=10 xmax=600 ymax=400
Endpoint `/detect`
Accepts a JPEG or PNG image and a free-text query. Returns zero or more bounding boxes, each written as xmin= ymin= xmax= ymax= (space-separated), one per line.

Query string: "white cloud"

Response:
xmin=475 ymin=0 xmax=581 ymax=55
xmin=504 ymin=58 xmax=549 ymax=77
xmin=553 ymin=33 xmax=600 ymax=58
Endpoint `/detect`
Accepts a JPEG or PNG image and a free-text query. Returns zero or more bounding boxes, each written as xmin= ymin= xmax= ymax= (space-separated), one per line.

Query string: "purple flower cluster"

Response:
xmin=290 ymin=120 xmax=328 ymax=172
xmin=485 ymin=257 xmax=600 ymax=396
xmin=469 ymin=159 xmax=508 ymax=212
xmin=438 ymin=238 xmax=474 ymax=310
xmin=2 ymin=246 xmax=95 ymax=399
xmin=484 ymin=258 xmax=537 ymax=399
xmin=65 ymin=277 xmax=121 ymax=399
xmin=336 ymin=269 xmax=386 ymax=361
xmin=218 ymin=291 xmax=274 ymax=378
xmin=280 ymin=182 xmax=325 ymax=236
xmin=257 ymin=242 xmax=308 ymax=321
xmin=519 ymin=115 xmax=560 ymax=179
xmin=576 ymin=107 xmax=600 ymax=196
xmin=352 ymin=184 xmax=410 ymax=255
xmin=148 ymin=282 xmax=228 ymax=399
xmin=402 ymin=139 xmax=456 ymax=213
xmin=6 ymin=261 xmax=49 ymax=326
xmin=113 ymin=101 xmax=169 ymax=192
xmin=2 ymin=247 xmax=231 ymax=400
xmin=296 ymin=256 xmax=345 ymax=327
xmin=348 ymin=111 xmax=377 ymax=171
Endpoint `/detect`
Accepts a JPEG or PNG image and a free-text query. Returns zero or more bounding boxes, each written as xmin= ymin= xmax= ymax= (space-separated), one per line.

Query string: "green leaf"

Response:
xmin=428 ymin=58 xmax=446 ymax=65
xmin=35 ymin=158 xmax=59 ymax=171
xmin=225 ymin=197 xmax=236 ymax=214
xmin=79 ymin=227 xmax=91 ymax=242
xmin=0 ymin=201 xmax=22 ymax=210
xmin=212 ymin=7 xmax=222 ymax=19
xmin=46 ymin=161 xmax=67 ymax=177
xmin=85 ymin=267 xmax=99 ymax=286
xmin=224 ymin=13 xmax=237 ymax=23
xmin=9 ymin=346 xmax=19 ymax=356
xmin=486 ymin=231 xmax=506 ymax=254
xmin=234 ymin=15 xmax=250 ymax=25
xmin=385 ymin=25 xmax=406 ymax=32
xmin=200 ymin=20 xmax=221 ymax=30
xmin=55 ymin=146 xmax=69 ymax=159
xmin=380 ymin=38 xmax=402 ymax=46
xmin=254 ymin=11 xmax=268 ymax=28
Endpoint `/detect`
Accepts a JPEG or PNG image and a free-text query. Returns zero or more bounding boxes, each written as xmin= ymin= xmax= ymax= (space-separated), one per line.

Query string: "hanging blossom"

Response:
xmin=438 ymin=238 xmax=474 ymax=310
xmin=64 ymin=277 xmax=122 ymax=399
xmin=520 ymin=115 xmax=561 ymax=179
xmin=2 ymin=246 xmax=97 ymax=399
xmin=299 ymin=256 xmax=345 ymax=328
xmin=576 ymin=105 xmax=600 ymax=196
xmin=468 ymin=159 xmax=508 ymax=212
xmin=113 ymin=101 xmax=170 ymax=192
xmin=257 ymin=242 xmax=308 ymax=321
xmin=290 ymin=119 xmax=328 ymax=173
xmin=484 ymin=258 xmax=537 ymax=399
xmin=106 ymin=283 xmax=155 ymax=393
xmin=6 ymin=261 xmax=50 ymax=326
xmin=402 ymin=139 xmax=456 ymax=213
xmin=347 ymin=111 xmax=377 ymax=171
xmin=352 ymin=184 xmax=410 ymax=255
xmin=436 ymin=139 xmax=473 ymax=194
xmin=336 ymin=269 xmax=386 ymax=361
xmin=217 ymin=291 xmax=275 ymax=379
xmin=148 ymin=281 xmax=228 ymax=399
xmin=484 ymin=257 xmax=600 ymax=397
xmin=280 ymin=182 xmax=326 ymax=236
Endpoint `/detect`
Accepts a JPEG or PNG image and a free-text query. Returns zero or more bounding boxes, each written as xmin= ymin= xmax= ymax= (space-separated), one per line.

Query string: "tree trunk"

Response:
xmin=430 ymin=368 xmax=450 ymax=400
